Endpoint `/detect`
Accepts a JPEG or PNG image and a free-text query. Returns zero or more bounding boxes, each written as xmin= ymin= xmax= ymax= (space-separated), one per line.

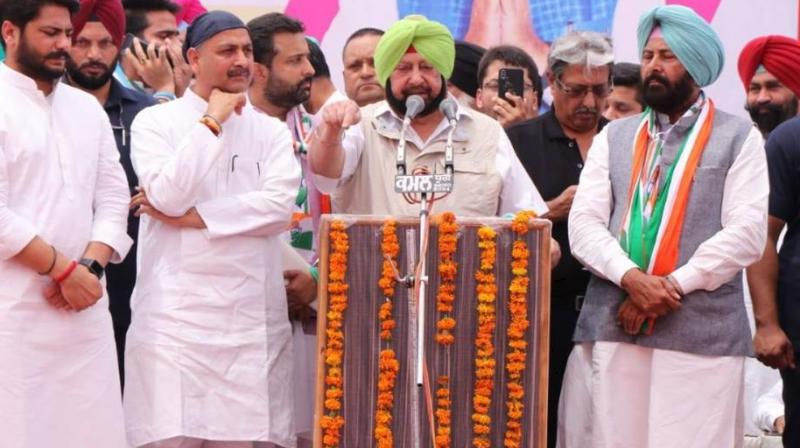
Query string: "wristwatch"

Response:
xmin=78 ymin=258 xmax=105 ymax=280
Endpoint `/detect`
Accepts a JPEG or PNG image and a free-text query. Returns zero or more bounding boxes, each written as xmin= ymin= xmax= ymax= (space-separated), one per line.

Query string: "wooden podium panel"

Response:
xmin=314 ymin=214 xmax=551 ymax=447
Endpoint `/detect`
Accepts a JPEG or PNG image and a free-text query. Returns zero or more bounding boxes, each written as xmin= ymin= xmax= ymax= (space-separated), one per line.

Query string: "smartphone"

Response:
xmin=122 ymin=33 xmax=172 ymax=64
xmin=498 ymin=67 xmax=525 ymax=101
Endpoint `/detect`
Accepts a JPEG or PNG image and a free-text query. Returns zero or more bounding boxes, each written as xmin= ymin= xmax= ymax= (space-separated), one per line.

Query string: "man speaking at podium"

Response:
xmin=308 ymin=15 xmax=550 ymax=223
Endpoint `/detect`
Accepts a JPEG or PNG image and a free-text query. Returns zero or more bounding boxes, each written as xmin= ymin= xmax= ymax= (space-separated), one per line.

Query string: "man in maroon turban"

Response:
xmin=738 ymin=35 xmax=800 ymax=136
xmin=72 ymin=0 xmax=126 ymax=49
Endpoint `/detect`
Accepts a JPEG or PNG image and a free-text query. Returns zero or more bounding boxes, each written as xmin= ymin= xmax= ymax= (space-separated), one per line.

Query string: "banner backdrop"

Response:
xmin=204 ymin=0 xmax=798 ymax=116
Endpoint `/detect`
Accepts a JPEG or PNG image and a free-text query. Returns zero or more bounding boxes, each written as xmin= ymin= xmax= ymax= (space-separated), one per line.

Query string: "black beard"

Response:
xmin=642 ymin=71 xmax=695 ymax=116
xmin=385 ymin=76 xmax=447 ymax=118
xmin=66 ymin=55 xmax=118 ymax=90
xmin=17 ymin=36 xmax=68 ymax=81
xmin=746 ymin=100 xmax=798 ymax=137
xmin=263 ymin=74 xmax=312 ymax=110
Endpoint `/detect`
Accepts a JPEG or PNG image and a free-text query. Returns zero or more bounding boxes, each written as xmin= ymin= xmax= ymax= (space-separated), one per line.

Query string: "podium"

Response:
xmin=314 ymin=214 xmax=551 ymax=448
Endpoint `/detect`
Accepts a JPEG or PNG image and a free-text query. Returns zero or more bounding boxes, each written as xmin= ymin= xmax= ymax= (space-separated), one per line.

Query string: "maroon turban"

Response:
xmin=72 ymin=0 xmax=126 ymax=49
xmin=738 ymin=35 xmax=800 ymax=97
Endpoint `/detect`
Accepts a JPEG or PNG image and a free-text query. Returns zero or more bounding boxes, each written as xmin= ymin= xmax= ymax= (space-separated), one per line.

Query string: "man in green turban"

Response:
xmin=307 ymin=14 xmax=558 ymax=259
xmin=558 ymin=5 xmax=769 ymax=447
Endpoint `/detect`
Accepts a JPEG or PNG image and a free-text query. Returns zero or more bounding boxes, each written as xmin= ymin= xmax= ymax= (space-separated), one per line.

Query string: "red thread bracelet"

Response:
xmin=54 ymin=260 xmax=78 ymax=284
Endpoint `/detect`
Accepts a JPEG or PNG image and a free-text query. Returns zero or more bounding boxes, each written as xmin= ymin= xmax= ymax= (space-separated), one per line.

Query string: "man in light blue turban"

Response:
xmin=637 ymin=5 xmax=724 ymax=88
xmin=557 ymin=5 xmax=770 ymax=448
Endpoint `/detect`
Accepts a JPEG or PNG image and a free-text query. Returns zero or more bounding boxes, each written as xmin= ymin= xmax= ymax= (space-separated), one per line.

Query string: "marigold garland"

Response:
xmin=321 ymin=220 xmax=349 ymax=448
xmin=434 ymin=212 xmax=458 ymax=448
xmin=504 ymin=211 xmax=535 ymax=448
xmin=472 ymin=225 xmax=497 ymax=448
xmin=375 ymin=220 xmax=400 ymax=448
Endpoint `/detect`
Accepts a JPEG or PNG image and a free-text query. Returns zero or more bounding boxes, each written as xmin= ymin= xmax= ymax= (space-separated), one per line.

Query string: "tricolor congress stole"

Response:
xmin=618 ymin=100 xmax=715 ymax=277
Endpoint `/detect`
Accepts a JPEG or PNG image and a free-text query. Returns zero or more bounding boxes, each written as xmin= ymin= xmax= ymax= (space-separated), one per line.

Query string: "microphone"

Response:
xmin=397 ymin=95 xmax=425 ymax=174
xmin=405 ymin=95 xmax=425 ymax=121
xmin=439 ymin=98 xmax=459 ymax=175
xmin=439 ymin=98 xmax=458 ymax=126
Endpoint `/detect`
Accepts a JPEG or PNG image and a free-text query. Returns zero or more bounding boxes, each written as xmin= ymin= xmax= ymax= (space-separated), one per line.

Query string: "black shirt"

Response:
xmin=505 ymin=110 xmax=608 ymax=300
xmin=765 ymin=116 xmax=800 ymax=350
xmin=102 ymin=79 xmax=155 ymax=331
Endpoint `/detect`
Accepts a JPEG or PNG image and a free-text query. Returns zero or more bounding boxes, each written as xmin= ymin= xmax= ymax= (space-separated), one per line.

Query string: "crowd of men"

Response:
xmin=0 ymin=0 xmax=799 ymax=447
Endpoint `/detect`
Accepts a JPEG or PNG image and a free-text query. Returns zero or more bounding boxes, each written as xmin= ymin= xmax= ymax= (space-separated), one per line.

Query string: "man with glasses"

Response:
xmin=475 ymin=44 xmax=542 ymax=127
xmin=65 ymin=0 xmax=156 ymax=388
xmin=504 ymin=30 xmax=613 ymax=448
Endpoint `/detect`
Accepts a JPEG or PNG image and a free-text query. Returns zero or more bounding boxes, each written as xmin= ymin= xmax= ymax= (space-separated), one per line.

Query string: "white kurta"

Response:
xmin=0 ymin=64 xmax=132 ymax=447
xmin=561 ymin=107 xmax=769 ymax=447
xmin=125 ymin=89 xmax=301 ymax=448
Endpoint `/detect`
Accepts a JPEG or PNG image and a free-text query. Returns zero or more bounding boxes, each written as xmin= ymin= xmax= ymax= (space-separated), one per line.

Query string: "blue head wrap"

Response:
xmin=636 ymin=5 xmax=724 ymax=87
xmin=182 ymin=10 xmax=247 ymax=59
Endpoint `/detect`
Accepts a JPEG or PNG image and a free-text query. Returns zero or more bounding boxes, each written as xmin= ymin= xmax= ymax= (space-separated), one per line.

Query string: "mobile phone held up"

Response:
xmin=498 ymin=67 xmax=524 ymax=101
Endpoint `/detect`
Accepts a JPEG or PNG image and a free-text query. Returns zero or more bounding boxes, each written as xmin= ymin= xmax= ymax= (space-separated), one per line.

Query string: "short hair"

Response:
xmin=477 ymin=45 xmax=543 ymax=105
xmin=247 ymin=12 xmax=305 ymax=67
xmin=548 ymin=31 xmax=614 ymax=80
xmin=0 ymin=0 xmax=79 ymax=49
xmin=611 ymin=62 xmax=643 ymax=104
xmin=342 ymin=26 xmax=383 ymax=57
xmin=122 ymin=0 xmax=179 ymax=38
xmin=306 ymin=37 xmax=329 ymax=79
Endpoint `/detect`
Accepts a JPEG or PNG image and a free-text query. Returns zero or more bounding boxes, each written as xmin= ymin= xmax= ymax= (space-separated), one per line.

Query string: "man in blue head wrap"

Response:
xmin=558 ymin=5 xmax=770 ymax=448
xmin=124 ymin=10 xmax=302 ymax=448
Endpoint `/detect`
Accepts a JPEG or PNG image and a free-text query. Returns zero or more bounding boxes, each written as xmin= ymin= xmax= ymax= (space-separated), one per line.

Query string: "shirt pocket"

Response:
xmin=227 ymin=154 xmax=262 ymax=195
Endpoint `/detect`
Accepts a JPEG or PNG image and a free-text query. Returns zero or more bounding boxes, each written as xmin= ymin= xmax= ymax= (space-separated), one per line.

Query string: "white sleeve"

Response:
xmin=0 ymin=139 xmax=36 ymax=260
xmin=131 ymin=109 xmax=228 ymax=216
xmin=670 ymin=127 xmax=769 ymax=294
xmin=194 ymin=125 xmax=301 ymax=239
xmin=90 ymin=115 xmax=133 ymax=263
xmin=310 ymin=123 xmax=365 ymax=194
xmin=755 ymin=380 xmax=784 ymax=433
xmin=495 ymin=130 xmax=549 ymax=216
xmin=568 ymin=127 xmax=639 ymax=286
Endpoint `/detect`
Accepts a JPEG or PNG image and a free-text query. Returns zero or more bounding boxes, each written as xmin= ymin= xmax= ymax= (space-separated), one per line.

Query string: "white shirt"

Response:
xmin=568 ymin=117 xmax=768 ymax=294
xmin=312 ymin=100 xmax=549 ymax=216
xmin=755 ymin=379 xmax=784 ymax=433
xmin=0 ymin=63 xmax=131 ymax=447
xmin=125 ymin=88 xmax=301 ymax=447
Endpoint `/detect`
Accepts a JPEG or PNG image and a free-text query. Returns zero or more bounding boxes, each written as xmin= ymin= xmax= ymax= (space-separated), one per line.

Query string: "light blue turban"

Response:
xmin=636 ymin=5 xmax=724 ymax=87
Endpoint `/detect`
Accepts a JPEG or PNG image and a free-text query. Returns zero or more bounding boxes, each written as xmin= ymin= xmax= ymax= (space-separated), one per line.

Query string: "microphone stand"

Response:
xmin=394 ymin=110 xmax=458 ymax=448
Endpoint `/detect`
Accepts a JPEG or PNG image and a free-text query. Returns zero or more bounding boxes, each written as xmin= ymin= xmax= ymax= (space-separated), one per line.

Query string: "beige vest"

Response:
xmin=332 ymin=102 xmax=503 ymax=217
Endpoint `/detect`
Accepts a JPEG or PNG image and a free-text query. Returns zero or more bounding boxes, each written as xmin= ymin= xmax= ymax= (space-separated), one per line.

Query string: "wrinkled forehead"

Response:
xmin=643 ymin=36 xmax=671 ymax=53
xmin=398 ymin=51 xmax=432 ymax=67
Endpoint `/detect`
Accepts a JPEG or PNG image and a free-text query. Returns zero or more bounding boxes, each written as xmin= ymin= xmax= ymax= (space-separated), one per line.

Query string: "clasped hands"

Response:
xmin=43 ymin=260 xmax=103 ymax=312
xmin=617 ymin=269 xmax=682 ymax=335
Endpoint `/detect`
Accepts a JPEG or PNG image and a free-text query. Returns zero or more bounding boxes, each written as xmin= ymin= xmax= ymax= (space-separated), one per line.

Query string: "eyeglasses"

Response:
xmin=554 ymin=78 xmax=611 ymax=99
xmin=481 ymin=80 xmax=535 ymax=92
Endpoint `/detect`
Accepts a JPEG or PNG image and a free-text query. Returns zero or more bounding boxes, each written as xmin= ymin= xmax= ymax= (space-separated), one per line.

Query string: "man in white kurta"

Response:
xmin=123 ymin=11 xmax=300 ymax=448
xmin=0 ymin=2 xmax=132 ymax=447
xmin=560 ymin=6 xmax=768 ymax=448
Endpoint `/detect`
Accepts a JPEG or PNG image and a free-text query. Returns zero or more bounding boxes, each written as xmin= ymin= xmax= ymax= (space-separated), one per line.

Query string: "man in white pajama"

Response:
xmin=0 ymin=0 xmax=132 ymax=446
xmin=124 ymin=10 xmax=300 ymax=448
xmin=560 ymin=5 xmax=768 ymax=448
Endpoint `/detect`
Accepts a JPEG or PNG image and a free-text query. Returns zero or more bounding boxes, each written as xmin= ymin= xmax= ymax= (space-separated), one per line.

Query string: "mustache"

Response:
xmin=644 ymin=74 xmax=670 ymax=87
xmin=227 ymin=67 xmax=251 ymax=78
xmin=79 ymin=61 xmax=110 ymax=72
xmin=574 ymin=106 xmax=598 ymax=115
xmin=45 ymin=50 xmax=68 ymax=60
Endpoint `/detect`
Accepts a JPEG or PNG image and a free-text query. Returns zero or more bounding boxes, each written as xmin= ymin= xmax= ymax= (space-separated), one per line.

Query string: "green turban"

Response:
xmin=637 ymin=5 xmax=724 ymax=87
xmin=374 ymin=15 xmax=455 ymax=87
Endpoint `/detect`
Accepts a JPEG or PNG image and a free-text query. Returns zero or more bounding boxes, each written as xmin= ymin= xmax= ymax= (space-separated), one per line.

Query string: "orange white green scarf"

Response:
xmin=618 ymin=99 xmax=715 ymax=275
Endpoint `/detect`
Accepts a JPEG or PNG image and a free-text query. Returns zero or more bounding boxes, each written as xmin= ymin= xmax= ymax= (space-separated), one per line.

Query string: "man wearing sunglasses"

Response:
xmin=504 ymin=30 xmax=613 ymax=448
